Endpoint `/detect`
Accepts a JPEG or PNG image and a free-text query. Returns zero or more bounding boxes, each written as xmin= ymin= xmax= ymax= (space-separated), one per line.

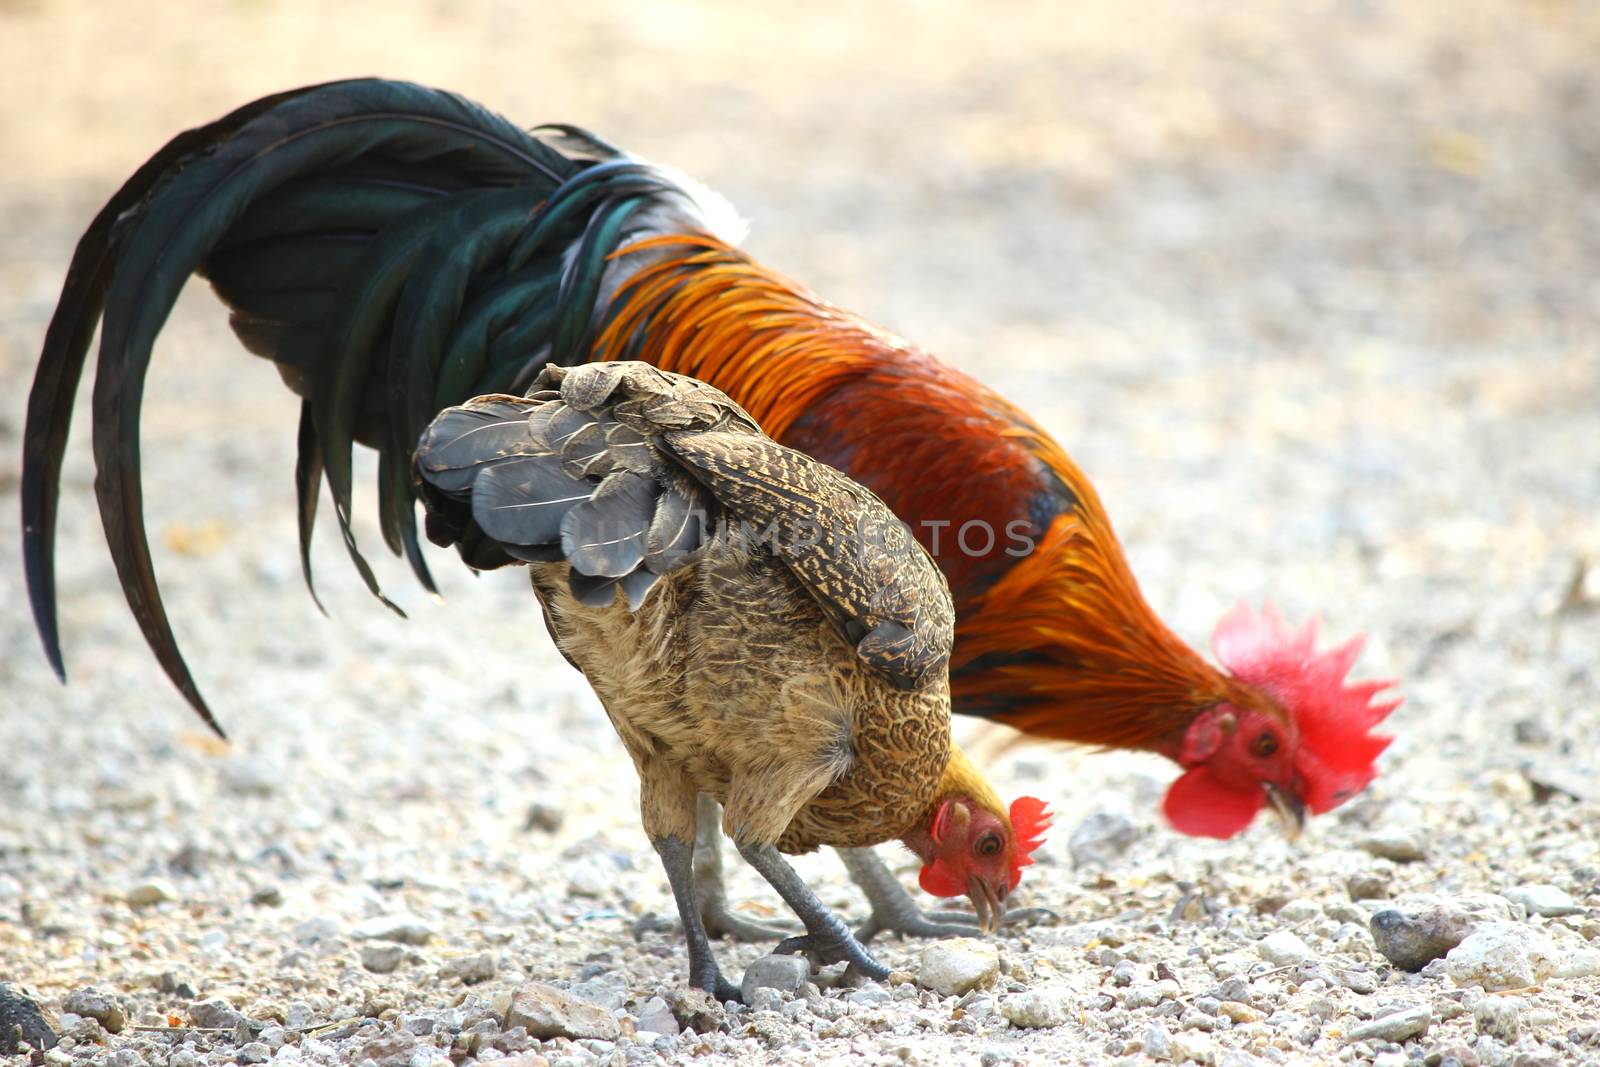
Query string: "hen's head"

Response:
xmin=1163 ymin=602 xmax=1400 ymax=839
xmin=910 ymin=748 xmax=1050 ymax=930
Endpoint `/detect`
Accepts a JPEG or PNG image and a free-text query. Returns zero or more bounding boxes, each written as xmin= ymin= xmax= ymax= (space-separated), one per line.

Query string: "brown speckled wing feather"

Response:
xmin=662 ymin=429 xmax=954 ymax=691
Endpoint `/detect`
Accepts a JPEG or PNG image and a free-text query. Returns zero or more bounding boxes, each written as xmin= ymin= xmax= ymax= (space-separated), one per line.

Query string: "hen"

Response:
xmin=413 ymin=360 xmax=1047 ymax=995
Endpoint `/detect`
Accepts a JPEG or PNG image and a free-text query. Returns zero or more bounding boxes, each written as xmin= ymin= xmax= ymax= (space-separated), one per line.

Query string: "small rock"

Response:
xmin=1345 ymin=1004 xmax=1432 ymax=1043
xmin=250 ymin=885 xmax=284 ymax=907
xmin=1218 ymin=1001 xmax=1262 ymax=1023
xmin=498 ymin=984 xmax=620 ymax=1040
xmin=220 ymin=757 xmax=278 ymax=797
xmin=187 ymin=997 xmax=247 ymax=1030
xmin=351 ymin=914 xmax=434 ymax=945
xmin=1360 ymin=831 xmax=1427 ymax=863
xmin=633 ymin=997 xmax=678 ymax=1036
xmin=1143 ymin=1020 xmax=1174 ymax=1060
xmin=1068 ymin=811 xmax=1138 ymax=868
xmin=1474 ymin=996 xmax=1522 ymax=1041
xmin=1334 ymin=968 xmax=1378 ymax=995
xmin=918 ymin=938 xmax=1000 ymax=996
xmin=842 ymin=984 xmax=891 ymax=1008
xmin=235 ymin=1041 xmax=271 ymax=1064
xmin=292 ymin=917 xmax=340 ymax=944
xmin=1445 ymin=923 xmax=1557 ymax=991
xmin=1276 ymin=899 xmax=1322 ymax=923
xmin=0 ymin=983 xmax=57 ymax=1053
xmin=1257 ymin=931 xmax=1312 ymax=965
xmin=1000 ymin=985 xmax=1073 ymax=1029
xmin=566 ymin=861 xmax=611 ymax=899
xmin=361 ymin=944 xmax=408 ymax=974
xmin=439 ymin=953 xmax=497 ymax=985
xmin=741 ymin=954 xmax=810 ymax=1002
xmin=1347 ymin=873 xmax=1392 ymax=900
xmin=125 ymin=879 xmax=179 ymax=907
xmin=61 ymin=988 xmax=127 ymax=1034
xmin=523 ymin=801 xmax=565 ymax=833
xmin=1502 ymin=884 xmax=1582 ymax=918
xmin=662 ymin=989 xmax=724 ymax=1033
xmin=1111 ymin=960 xmax=1138 ymax=986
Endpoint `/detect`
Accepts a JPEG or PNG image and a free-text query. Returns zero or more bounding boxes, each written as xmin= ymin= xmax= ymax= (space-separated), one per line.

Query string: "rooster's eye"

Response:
xmin=1252 ymin=732 xmax=1280 ymax=758
xmin=975 ymin=832 xmax=1002 ymax=857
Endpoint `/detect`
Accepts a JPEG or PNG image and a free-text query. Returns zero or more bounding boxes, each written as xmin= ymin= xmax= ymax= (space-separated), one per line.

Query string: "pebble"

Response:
xmin=1445 ymin=923 xmax=1556 ymax=991
xmin=1068 ymin=811 xmax=1138 ymax=868
xmin=1347 ymin=873 xmax=1392 ymax=901
xmin=1502 ymin=884 xmax=1582 ymax=918
xmin=1345 ymin=1004 xmax=1433 ymax=1043
xmin=1143 ymin=1020 xmax=1174 ymax=1060
xmin=918 ymin=938 xmax=1000 ymax=996
xmin=1257 ymin=931 xmax=1312 ymax=966
xmin=125 ymin=879 xmax=179 ymax=907
xmin=633 ymin=997 xmax=679 ymax=1036
xmin=0 ymin=984 xmax=57 ymax=1052
xmin=497 ymin=984 xmax=620 ymax=1041
xmin=1000 ymin=985 xmax=1073 ymax=1028
xmin=292 ymin=917 xmax=340 ymax=944
xmin=1219 ymin=1001 xmax=1263 ymax=1024
xmin=1474 ymin=995 xmax=1522 ymax=1041
xmin=362 ymin=943 xmax=410 ymax=974
xmin=61 ymin=987 xmax=128 ymax=1034
xmin=439 ymin=952 xmax=498 ymax=984
xmin=352 ymin=914 xmax=435 ymax=945
xmin=741 ymin=954 xmax=811 ymax=1002
xmin=1360 ymin=831 xmax=1427 ymax=863
xmin=566 ymin=860 xmax=612 ymax=899
xmin=1276 ymin=899 xmax=1322 ymax=923
xmin=187 ymin=997 xmax=247 ymax=1030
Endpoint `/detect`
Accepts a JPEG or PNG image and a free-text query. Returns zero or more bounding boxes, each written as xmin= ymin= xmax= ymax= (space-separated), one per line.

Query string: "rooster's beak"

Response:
xmin=1265 ymin=783 xmax=1305 ymax=840
xmin=967 ymin=875 xmax=1005 ymax=935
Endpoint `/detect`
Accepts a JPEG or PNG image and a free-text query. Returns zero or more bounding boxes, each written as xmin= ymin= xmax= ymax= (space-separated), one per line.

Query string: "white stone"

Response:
xmin=1502 ymin=884 xmax=1582 ymax=917
xmin=351 ymin=913 xmax=435 ymax=945
xmin=125 ymin=879 xmax=178 ymax=907
xmin=1445 ymin=922 xmax=1557 ymax=991
xmin=999 ymin=985 xmax=1073 ymax=1028
xmin=1345 ymin=1004 xmax=1432 ymax=1043
xmin=1257 ymin=930 xmax=1312 ymax=965
xmin=741 ymin=953 xmax=810 ymax=1002
xmin=1473 ymin=995 xmax=1521 ymax=1041
xmin=917 ymin=938 xmax=1000 ymax=996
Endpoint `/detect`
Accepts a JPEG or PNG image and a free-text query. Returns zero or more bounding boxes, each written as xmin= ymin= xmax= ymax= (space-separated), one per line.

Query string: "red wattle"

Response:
xmin=1163 ymin=766 xmax=1266 ymax=839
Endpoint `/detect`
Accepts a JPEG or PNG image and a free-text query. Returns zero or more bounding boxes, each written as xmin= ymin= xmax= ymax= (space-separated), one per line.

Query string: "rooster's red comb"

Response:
xmin=1212 ymin=602 xmax=1400 ymax=815
xmin=1007 ymin=795 xmax=1052 ymax=890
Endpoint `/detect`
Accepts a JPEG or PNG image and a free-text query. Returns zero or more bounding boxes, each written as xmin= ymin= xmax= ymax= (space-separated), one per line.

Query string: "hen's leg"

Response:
xmin=735 ymin=839 xmax=890 ymax=982
xmin=838 ymin=847 xmax=1058 ymax=943
xmin=693 ymin=795 xmax=799 ymax=942
xmin=652 ymin=834 xmax=742 ymax=1003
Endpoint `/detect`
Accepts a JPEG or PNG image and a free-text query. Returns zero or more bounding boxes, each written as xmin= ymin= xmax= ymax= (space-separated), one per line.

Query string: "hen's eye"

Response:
xmin=975 ymin=832 xmax=1003 ymax=857
xmin=1252 ymin=732 xmax=1280 ymax=758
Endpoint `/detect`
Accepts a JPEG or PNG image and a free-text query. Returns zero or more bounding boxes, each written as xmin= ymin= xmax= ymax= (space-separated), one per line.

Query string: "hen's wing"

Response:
xmin=415 ymin=362 xmax=951 ymax=689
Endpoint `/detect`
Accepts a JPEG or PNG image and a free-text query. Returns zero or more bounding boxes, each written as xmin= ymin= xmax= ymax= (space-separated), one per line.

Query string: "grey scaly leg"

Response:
xmin=735 ymin=839 xmax=890 ymax=981
xmin=692 ymin=794 xmax=799 ymax=941
xmin=651 ymin=834 xmax=742 ymax=1003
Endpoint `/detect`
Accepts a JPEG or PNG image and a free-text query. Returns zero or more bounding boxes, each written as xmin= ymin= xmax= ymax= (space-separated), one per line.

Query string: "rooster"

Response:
xmin=23 ymin=79 xmax=1398 ymax=942
xmin=412 ymin=359 xmax=1047 ymax=995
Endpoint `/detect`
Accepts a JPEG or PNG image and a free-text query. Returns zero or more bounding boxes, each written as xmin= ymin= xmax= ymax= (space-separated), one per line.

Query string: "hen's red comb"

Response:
xmin=1212 ymin=601 xmax=1400 ymax=814
xmin=1007 ymin=795 xmax=1052 ymax=890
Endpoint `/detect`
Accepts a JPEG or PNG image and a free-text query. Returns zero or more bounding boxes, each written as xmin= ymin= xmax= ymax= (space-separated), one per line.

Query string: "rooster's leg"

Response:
xmin=734 ymin=839 xmax=890 ymax=982
xmin=692 ymin=794 xmax=799 ymax=942
xmin=837 ymin=847 xmax=1057 ymax=943
xmin=651 ymin=834 xmax=742 ymax=1004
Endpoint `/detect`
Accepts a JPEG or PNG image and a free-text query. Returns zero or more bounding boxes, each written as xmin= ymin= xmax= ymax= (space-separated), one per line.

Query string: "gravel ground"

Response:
xmin=3 ymin=3 xmax=1599 ymax=1065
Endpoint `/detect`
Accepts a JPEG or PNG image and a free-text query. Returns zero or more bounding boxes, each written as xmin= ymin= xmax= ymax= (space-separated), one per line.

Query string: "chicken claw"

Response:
xmin=735 ymin=840 xmax=891 ymax=982
xmin=837 ymin=847 xmax=1056 ymax=943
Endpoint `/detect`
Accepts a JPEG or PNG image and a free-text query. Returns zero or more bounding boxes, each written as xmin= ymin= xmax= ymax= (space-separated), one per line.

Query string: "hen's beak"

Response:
xmin=967 ymin=875 xmax=1005 ymax=935
xmin=1265 ymin=783 xmax=1305 ymax=840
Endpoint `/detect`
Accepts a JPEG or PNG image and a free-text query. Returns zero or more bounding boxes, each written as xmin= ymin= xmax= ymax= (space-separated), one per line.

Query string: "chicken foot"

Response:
xmin=693 ymin=794 xmax=800 ymax=941
xmin=651 ymin=834 xmax=743 ymax=1004
xmin=837 ymin=847 xmax=1058 ymax=943
xmin=734 ymin=839 xmax=891 ymax=982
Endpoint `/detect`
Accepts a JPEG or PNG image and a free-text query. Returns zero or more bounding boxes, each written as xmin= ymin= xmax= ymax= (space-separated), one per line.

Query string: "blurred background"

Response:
xmin=0 ymin=0 xmax=1597 ymax=1031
